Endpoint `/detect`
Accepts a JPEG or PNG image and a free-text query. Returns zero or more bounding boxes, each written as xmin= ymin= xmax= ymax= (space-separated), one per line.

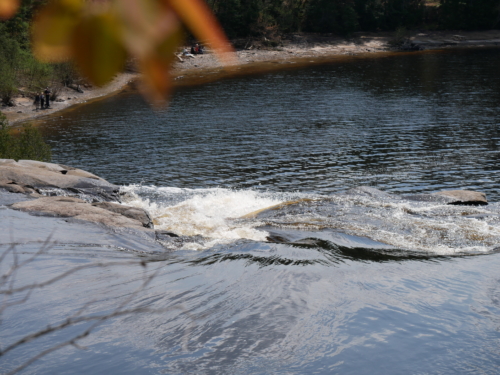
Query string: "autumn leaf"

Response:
xmin=114 ymin=0 xmax=180 ymax=58
xmin=29 ymin=0 xmax=236 ymax=103
xmin=71 ymin=13 xmax=127 ymax=86
xmin=32 ymin=0 xmax=84 ymax=62
xmin=0 ymin=0 xmax=19 ymax=20
xmin=165 ymin=0 xmax=235 ymax=64
xmin=138 ymin=25 xmax=184 ymax=105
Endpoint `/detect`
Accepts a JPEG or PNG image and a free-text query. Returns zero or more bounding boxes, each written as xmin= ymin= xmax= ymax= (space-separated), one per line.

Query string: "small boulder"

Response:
xmin=0 ymin=182 xmax=26 ymax=194
xmin=432 ymin=190 xmax=487 ymax=206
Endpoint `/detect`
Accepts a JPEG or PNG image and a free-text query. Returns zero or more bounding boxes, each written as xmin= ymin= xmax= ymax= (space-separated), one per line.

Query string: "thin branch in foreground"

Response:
xmin=1 ymin=235 xmax=193 ymax=375
xmin=4 ymin=305 xmax=191 ymax=375
xmin=0 ymin=260 xmax=145 ymax=295
xmin=1 ymin=232 xmax=55 ymax=290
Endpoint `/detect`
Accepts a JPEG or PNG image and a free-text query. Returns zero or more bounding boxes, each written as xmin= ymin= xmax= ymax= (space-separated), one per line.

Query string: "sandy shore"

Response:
xmin=3 ymin=30 xmax=500 ymax=125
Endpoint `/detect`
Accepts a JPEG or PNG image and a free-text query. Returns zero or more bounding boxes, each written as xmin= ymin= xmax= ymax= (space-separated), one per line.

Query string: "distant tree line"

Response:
xmin=206 ymin=0 xmax=500 ymax=38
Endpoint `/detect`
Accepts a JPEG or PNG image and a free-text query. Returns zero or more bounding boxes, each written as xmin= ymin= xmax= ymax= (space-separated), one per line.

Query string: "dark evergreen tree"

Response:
xmin=439 ymin=0 xmax=500 ymax=30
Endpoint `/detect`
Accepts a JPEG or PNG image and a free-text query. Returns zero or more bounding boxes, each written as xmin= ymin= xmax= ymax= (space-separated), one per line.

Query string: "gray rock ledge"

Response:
xmin=0 ymin=159 xmax=120 ymax=202
xmin=1 ymin=159 xmax=155 ymax=232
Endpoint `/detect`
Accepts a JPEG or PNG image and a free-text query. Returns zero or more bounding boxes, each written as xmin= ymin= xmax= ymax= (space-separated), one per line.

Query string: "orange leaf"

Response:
xmin=114 ymin=0 xmax=180 ymax=58
xmin=164 ymin=0 xmax=235 ymax=65
xmin=71 ymin=13 xmax=127 ymax=86
xmin=137 ymin=26 xmax=183 ymax=106
xmin=0 ymin=0 xmax=19 ymax=20
xmin=155 ymin=24 xmax=184 ymax=61
xmin=138 ymin=55 xmax=172 ymax=107
xmin=32 ymin=0 xmax=84 ymax=62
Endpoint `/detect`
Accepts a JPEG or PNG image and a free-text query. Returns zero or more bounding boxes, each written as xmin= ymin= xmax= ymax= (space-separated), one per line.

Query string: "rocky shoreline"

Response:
xmin=2 ymin=30 xmax=500 ymax=126
xmin=0 ymin=159 xmax=180 ymax=251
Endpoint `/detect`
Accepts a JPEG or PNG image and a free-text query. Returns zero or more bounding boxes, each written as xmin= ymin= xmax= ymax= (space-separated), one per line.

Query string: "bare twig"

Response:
xmin=4 ymin=305 xmax=189 ymax=375
xmin=0 ymin=234 xmax=195 ymax=375
xmin=0 ymin=260 xmax=144 ymax=295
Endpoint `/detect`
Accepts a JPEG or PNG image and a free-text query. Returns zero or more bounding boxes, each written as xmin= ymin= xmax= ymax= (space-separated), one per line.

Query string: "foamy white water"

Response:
xmin=120 ymin=185 xmax=295 ymax=249
xmin=119 ymin=185 xmax=500 ymax=254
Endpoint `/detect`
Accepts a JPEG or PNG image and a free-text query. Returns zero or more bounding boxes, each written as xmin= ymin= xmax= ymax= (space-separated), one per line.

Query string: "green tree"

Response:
xmin=305 ymin=0 xmax=359 ymax=34
xmin=2 ymin=0 xmax=48 ymax=49
xmin=0 ymin=30 xmax=22 ymax=104
xmin=0 ymin=113 xmax=52 ymax=162
xmin=15 ymin=123 xmax=52 ymax=161
xmin=0 ymin=113 xmax=15 ymax=158
xmin=439 ymin=0 xmax=500 ymax=30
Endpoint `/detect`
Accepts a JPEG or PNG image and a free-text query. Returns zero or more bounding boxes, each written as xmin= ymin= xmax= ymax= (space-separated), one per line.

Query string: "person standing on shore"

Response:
xmin=44 ymin=87 xmax=51 ymax=108
xmin=34 ymin=93 xmax=41 ymax=110
xmin=40 ymin=92 xmax=45 ymax=109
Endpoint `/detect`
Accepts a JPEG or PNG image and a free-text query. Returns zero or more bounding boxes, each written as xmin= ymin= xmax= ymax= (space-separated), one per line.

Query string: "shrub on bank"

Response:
xmin=0 ymin=26 xmax=54 ymax=106
xmin=0 ymin=113 xmax=52 ymax=162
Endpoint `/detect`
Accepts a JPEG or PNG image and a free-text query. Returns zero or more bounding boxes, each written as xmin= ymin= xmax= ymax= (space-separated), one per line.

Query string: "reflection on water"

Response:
xmin=3 ymin=49 xmax=500 ymax=374
xmin=3 ymin=243 xmax=500 ymax=374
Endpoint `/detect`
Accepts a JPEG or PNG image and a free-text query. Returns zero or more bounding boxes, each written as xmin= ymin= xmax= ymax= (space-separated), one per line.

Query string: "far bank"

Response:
xmin=3 ymin=29 xmax=500 ymax=126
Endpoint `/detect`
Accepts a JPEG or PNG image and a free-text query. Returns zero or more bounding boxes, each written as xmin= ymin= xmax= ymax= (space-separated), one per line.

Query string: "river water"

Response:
xmin=2 ymin=48 xmax=500 ymax=374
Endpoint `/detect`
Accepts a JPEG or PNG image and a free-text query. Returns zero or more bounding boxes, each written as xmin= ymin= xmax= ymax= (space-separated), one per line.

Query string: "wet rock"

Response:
xmin=0 ymin=159 xmax=120 ymax=202
xmin=262 ymin=226 xmax=397 ymax=250
xmin=92 ymin=202 xmax=153 ymax=228
xmin=266 ymin=233 xmax=289 ymax=243
xmin=10 ymin=196 xmax=151 ymax=231
xmin=241 ymin=198 xmax=319 ymax=219
xmin=291 ymin=238 xmax=322 ymax=247
xmin=155 ymin=231 xmax=180 ymax=245
xmin=403 ymin=190 xmax=487 ymax=205
xmin=155 ymin=231 xmax=205 ymax=250
xmin=155 ymin=231 xmax=179 ymax=239
xmin=0 ymin=189 xmax=34 ymax=205
xmin=0 ymin=181 xmax=26 ymax=194
xmin=433 ymin=190 xmax=487 ymax=206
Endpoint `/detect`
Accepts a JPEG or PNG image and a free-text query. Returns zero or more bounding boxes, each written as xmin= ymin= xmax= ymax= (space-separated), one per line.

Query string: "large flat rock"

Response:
xmin=0 ymin=159 xmax=120 ymax=202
